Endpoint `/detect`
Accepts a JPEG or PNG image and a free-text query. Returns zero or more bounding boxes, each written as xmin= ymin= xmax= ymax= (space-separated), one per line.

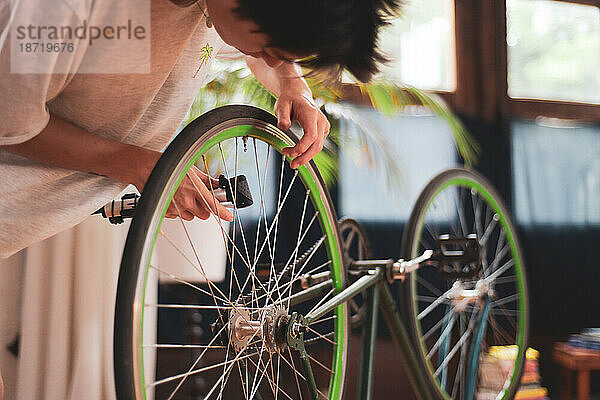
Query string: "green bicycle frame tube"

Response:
xmin=357 ymin=284 xmax=380 ymax=400
xmin=378 ymin=283 xmax=434 ymax=400
xmin=286 ymin=279 xmax=333 ymax=308
xmin=304 ymin=270 xmax=383 ymax=325
xmin=286 ymin=267 xmax=437 ymax=400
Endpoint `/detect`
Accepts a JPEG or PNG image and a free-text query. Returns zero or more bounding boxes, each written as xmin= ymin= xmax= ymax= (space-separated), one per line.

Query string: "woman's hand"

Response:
xmin=132 ymin=152 xmax=233 ymax=223
xmin=165 ymin=166 xmax=234 ymax=222
xmin=244 ymin=58 xmax=331 ymax=169
xmin=276 ymin=90 xmax=330 ymax=169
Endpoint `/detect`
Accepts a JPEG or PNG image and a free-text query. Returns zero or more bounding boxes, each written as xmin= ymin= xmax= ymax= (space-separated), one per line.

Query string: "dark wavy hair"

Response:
xmin=234 ymin=0 xmax=403 ymax=82
xmin=170 ymin=0 xmax=403 ymax=82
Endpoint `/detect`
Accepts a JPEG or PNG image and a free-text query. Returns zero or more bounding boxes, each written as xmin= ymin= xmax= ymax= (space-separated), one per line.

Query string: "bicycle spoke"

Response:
xmin=154 ymin=352 xmax=258 ymax=389
xmin=434 ymin=306 xmax=479 ymax=377
xmin=487 ymin=231 xmax=507 ymax=276
xmin=426 ymin=310 xmax=456 ymax=360
xmin=306 ymin=326 xmax=337 ymax=346
xmin=417 ymin=275 xmax=442 ymax=296
xmin=423 ymin=314 xmax=447 ymax=342
xmin=148 ymin=264 xmax=228 ymax=305
xmin=309 ymin=314 xmax=337 ymax=326
xmin=145 ymin=303 xmax=260 ymax=310
xmin=304 ymin=331 xmax=336 ymax=345
xmin=270 ymin=233 xmax=325 ymax=305
xmin=158 ymin=226 xmax=229 ymax=316
xmin=485 ymin=258 xmax=515 ymax=283
xmin=493 ymin=275 xmax=517 ymax=285
xmin=151 ymin=322 xmax=227 ymax=390
xmin=492 ymin=293 xmax=519 ymax=307
xmin=417 ymin=295 xmax=453 ymax=304
xmin=480 ymin=212 xmax=499 ymax=247
xmin=204 ymin=329 xmax=264 ymax=400
xmin=177 ymin=180 xmax=274 ymax=307
xmin=218 ymin=143 xmax=253 ymax=269
xmin=249 ymin=343 xmax=271 ymax=400
xmin=274 ymin=352 xmax=282 ymax=400
xmin=170 ymin=208 xmax=247 ymax=324
xmin=238 ymin=169 xmax=300 ymax=304
xmin=267 ymin=154 xmax=287 ymax=295
xmin=189 ymin=166 xmax=242 ymax=300
xmin=196 ymin=157 xmax=246 ymax=294
xmin=144 ymin=344 xmax=226 ymax=349
xmin=253 ymin=260 xmax=332 ymax=306
xmin=217 ymin=342 xmax=234 ymax=400
xmin=457 ymin=187 xmax=469 ymax=237
xmin=472 ymin=189 xmax=483 ymax=241
xmin=305 ymin=288 xmax=335 ymax=317
xmin=489 ymin=314 xmax=516 ymax=343
xmin=452 ymin=312 xmax=467 ymax=399
xmin=306 ymin=352 xmax=334 ymax=375
xmin=495 ymin=302 xmax=519 ymax=329
xmin=417 ymin=286 xmax=455 ymax=320
xmin=236 ymin=359 xmax=249 ymax=399
xmin=253 ymin=140 xmax=281 ymax=305
xmin=286 ymin=189 xmax=311 ymax=309
xmin=265 ymin=214 xmax=322 ymax=304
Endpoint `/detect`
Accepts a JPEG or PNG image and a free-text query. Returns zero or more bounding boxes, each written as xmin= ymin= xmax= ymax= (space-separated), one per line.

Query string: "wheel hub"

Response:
xmin=227 ymin=306 xmax=290 ymax=354
xmin=448 ymin=279 xmax=493 ymax=311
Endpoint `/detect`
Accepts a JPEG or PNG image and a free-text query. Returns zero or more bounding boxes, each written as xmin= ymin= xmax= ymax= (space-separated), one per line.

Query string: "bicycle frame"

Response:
xmin=283 ymin=257 xmax=436 ymax=400
xmin=278 ymin=231 xmax=493 ymax=400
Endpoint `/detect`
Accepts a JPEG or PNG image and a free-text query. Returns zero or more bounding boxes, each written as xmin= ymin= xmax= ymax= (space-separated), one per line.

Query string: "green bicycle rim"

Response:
xmin=137 ymin=124 xmax=347 ymax=399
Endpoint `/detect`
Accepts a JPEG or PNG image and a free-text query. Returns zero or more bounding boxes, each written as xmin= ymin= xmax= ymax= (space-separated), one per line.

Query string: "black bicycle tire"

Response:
xmin=114 ymin=104 xmax=347 ymax=400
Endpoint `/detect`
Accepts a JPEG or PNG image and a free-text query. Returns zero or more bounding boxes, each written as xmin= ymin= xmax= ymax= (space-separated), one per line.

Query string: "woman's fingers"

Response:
xmin=187 ymin=169 xmax=234 ymax=221
xmin=179 ymin=210 xmax=195 ymax=221
xmin=163 ymin=170 xmax=233 ymax=222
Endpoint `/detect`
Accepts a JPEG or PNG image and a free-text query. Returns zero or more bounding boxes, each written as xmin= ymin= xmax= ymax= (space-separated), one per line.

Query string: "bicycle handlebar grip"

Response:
xmin=94 ymin=193 xmax=140 ymax=224
xmin=94 ymin=174 xmax=253 ymax=224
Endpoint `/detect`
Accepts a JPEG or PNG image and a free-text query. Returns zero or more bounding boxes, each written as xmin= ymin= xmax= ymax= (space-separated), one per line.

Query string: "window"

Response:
xmin=339 ymin=106 xmax=457 ymax=221
xmin=377 ymin=0 xmax=456 ymax=91
xmin=507 ymin=0 xmax=600 ymax=104
xmin=505 ymin=1 xmax=600 ymax=226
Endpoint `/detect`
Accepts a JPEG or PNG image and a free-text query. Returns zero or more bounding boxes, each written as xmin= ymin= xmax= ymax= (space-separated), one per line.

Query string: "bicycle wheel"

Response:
xmin=114 ymin=105 xmax=349 ymax=400
xmin=402 ymin=168 xmax=528 ymax=400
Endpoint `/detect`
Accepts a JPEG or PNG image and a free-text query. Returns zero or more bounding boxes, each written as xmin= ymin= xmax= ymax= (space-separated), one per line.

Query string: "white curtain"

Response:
xmin=0 ymin=248 xmax=23 ymax=400
xmin=511 ymin=119 xmax=600 ymax=226
xmin=15 ymin=216 xmax=129 ymax=400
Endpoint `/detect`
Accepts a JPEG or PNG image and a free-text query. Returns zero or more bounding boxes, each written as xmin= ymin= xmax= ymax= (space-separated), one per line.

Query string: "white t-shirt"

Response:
xmin=0 ymin=0 xmax=237 ymax=257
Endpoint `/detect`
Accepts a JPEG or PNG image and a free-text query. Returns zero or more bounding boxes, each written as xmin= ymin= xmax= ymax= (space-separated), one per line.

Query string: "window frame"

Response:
xmin=453 ymin=0 xmax=600 ymax=124
xmin=340 ymin=0 xmax=600 ymax=122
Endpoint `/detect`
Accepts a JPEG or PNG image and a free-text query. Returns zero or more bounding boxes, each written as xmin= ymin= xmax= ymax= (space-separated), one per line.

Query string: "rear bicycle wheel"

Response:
xmin=402 ymin=168 xmax=529 ymax=400
xmin=114 ymin=105 xmax=349 ymax=400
